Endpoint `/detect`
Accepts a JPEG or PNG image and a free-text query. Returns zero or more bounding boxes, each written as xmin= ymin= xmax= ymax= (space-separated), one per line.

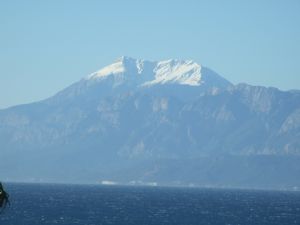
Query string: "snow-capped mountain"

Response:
xmin=86 ymin=56 xmax=230 ymax=88
xmin=0 ymin=57 xmax=299 ymax=189
xmin=49 ymin=56 xmax=231 ymax=104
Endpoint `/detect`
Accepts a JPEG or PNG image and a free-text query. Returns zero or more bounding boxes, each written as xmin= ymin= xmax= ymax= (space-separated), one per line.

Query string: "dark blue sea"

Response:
xmin=1 ymin=183 xmax=300 ymax=225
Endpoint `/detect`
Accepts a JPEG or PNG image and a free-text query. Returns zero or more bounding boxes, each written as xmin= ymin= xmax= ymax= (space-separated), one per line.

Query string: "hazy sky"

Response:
xmin=0 ymin=0 xmax=299 ymax=109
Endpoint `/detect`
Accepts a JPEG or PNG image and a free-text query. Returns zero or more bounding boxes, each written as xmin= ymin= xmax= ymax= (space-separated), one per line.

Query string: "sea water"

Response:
xmin=1 ymin=183 xmax=300 ymax=225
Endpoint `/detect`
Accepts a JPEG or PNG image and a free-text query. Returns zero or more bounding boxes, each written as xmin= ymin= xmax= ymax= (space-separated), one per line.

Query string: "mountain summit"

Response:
xmin=0 ymin=57 xmax=299 ymax=189
xmin=51 ymin=57 xmax=232 ymax=103
xmin=85 ymin=56 xmax=231 ymax=89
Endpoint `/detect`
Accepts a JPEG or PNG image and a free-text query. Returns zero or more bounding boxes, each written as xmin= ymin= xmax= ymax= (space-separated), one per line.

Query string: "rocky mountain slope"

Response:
xmin=0 ymin=57 xmax=299 ymax=189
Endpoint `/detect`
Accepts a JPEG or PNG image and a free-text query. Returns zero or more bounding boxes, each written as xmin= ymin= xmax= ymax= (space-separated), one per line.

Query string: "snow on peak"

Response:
xmin=87 ymin=57 xmax=126 ymax=79
xmin=86 ymin=56 xmax=202 ymax=86
xmin=143 ymin=59 xmax=201 ymax=86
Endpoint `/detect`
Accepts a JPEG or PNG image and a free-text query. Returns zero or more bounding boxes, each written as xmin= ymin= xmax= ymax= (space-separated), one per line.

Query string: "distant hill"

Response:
xmin=1 ymin=57 xmax=299 ymax=189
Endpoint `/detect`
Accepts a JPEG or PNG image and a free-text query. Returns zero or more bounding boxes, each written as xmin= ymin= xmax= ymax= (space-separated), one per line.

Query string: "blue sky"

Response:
xmin=0 ymin=0 xmax=299 ymax=109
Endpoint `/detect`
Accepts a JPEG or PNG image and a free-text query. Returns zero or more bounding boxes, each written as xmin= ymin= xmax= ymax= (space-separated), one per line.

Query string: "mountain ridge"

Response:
xmin=0 ymin=57 xmax=299 ymax=189
xmin=85 ymin=56 xmax=232 ymax=88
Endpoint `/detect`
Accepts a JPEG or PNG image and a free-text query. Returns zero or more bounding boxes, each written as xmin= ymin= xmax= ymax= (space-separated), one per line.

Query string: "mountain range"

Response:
xmin=1 ymin=56 xmax=299 ymax=189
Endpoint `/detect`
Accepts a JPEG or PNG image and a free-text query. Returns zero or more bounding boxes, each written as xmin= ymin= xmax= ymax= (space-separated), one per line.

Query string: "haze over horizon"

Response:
xmin=1 ymin=0 xmax=300 ymax=109
xmin=1 ymin=54 xmax=299 ymax=188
